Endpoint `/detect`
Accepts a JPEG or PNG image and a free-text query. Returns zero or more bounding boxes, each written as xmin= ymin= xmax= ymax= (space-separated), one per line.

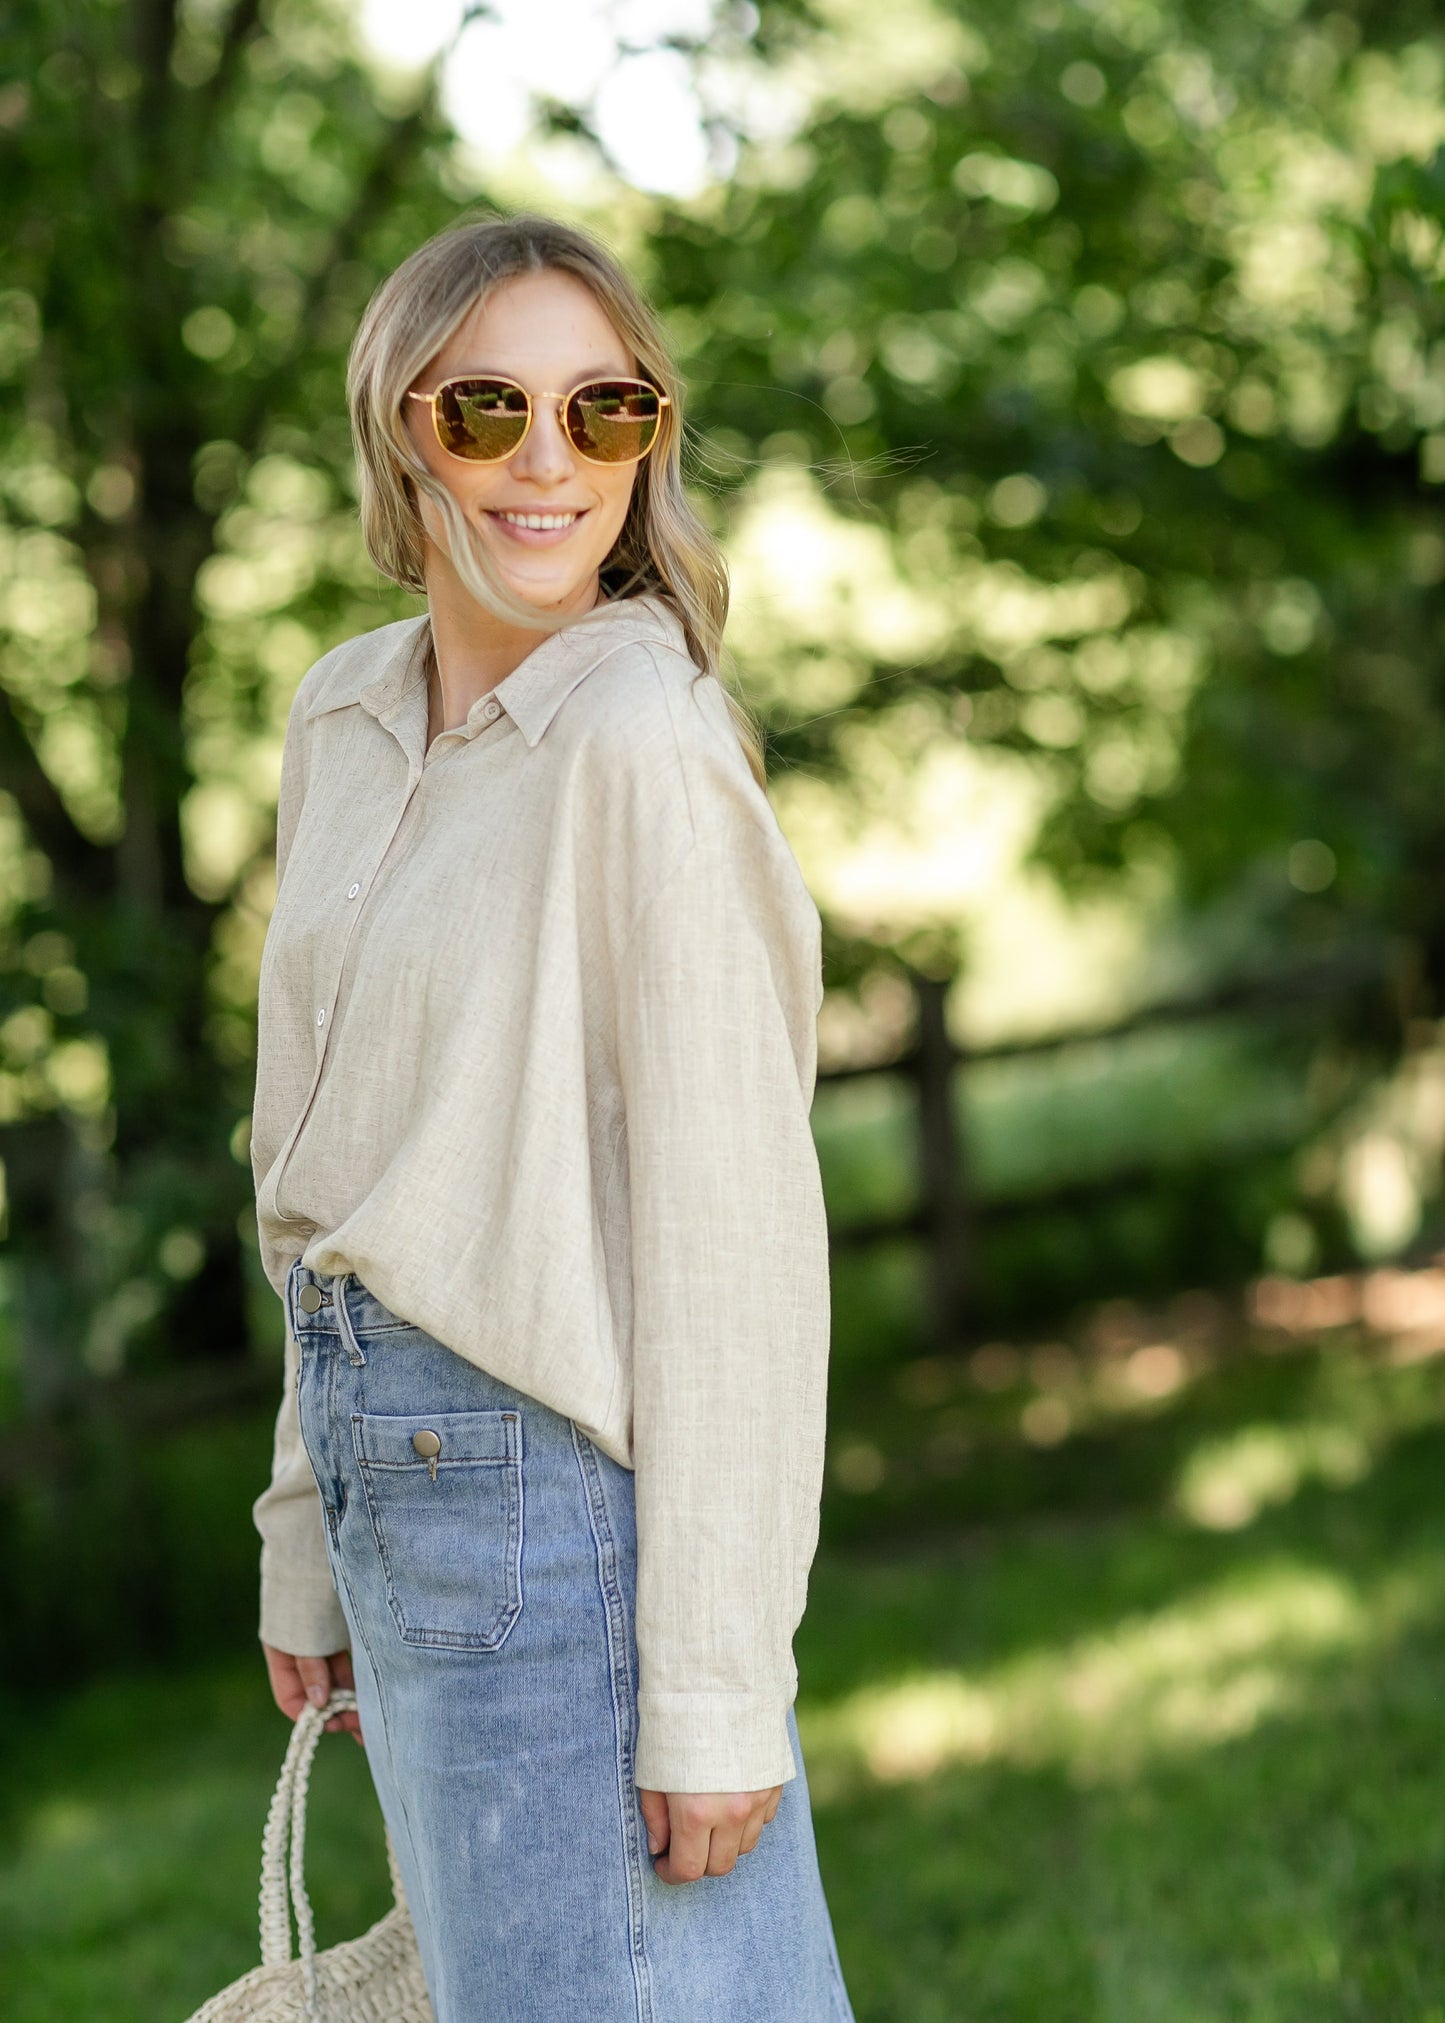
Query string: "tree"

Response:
xmin=0 ymin=0 xmax=463 ymax=1409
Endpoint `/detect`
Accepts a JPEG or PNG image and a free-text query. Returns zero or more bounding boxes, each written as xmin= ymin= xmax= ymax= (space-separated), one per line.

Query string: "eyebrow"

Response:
xmin=438 ymin=361 xmax=636 ymax=385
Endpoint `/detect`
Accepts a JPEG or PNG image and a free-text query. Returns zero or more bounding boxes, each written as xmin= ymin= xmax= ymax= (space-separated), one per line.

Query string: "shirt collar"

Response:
xmin=302 ymin=594 xmax=692 ymax=746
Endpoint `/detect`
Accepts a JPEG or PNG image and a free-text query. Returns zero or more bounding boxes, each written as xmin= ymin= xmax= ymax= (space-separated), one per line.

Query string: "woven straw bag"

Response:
xmin=183 ymin=1690 xmax=435 ymax=2022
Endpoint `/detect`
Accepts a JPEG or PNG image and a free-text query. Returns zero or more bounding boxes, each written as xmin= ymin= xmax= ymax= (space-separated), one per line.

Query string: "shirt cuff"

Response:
xmin=258 ymin=1543 xmax=351 ymax=1655
xmin=633 ymin=1690 xmax=798 ymax=1792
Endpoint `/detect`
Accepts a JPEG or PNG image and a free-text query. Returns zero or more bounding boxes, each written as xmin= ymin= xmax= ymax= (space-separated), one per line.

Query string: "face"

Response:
xmin=403 ymin=268 xmax=646 ymax=613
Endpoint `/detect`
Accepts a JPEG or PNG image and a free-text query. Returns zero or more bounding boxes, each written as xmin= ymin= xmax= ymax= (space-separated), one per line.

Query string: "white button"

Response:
xmin=316 ymin=1008 xmax=326 ymax=1026
xmin=483 ymin=699 xmax=501 ymax=719
xmin=347 ymin=881 xmax=360 ymax=899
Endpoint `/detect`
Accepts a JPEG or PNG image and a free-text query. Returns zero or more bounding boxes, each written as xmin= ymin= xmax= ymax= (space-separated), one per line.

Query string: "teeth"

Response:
xmin=496 ymin=511 xmax=580 ymax=530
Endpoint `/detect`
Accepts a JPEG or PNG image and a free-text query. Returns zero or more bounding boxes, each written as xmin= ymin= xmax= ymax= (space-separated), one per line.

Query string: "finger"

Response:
xmin=295 ymin=1654 xmax=336 ymax=1721
xmin=737 ymin=1801 xmax=769 ymax=1856
xmin=262 ymin=1645 xmax=307 ymax=1721
xmin=763 ymin=1786 xmax=782 ymax=1825
xmin=294 ymin=1650 xmax=350 ymax=1732
xmin=702 ymin=1793 xmax=756 ymax=1876
xmin=324 ymin=1651 xmax=364 ymax=1740
xmin=654 ymin=1800 xmax=711 ymax=1886
xmin=638 ymin=1788 xmax=670 ymax=1858
xmin=296 ymin=1653 xmax=332 ymax=1701
xmin=704 ymin=1821 xmax=746 ymax=1877
xmin=261 ymin=1646 xmax=360 ymax=1730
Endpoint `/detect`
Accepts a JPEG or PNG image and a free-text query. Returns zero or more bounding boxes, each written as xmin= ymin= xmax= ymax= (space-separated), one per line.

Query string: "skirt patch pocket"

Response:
xmin=351 ymin=1407 xmax=524 ymax=1650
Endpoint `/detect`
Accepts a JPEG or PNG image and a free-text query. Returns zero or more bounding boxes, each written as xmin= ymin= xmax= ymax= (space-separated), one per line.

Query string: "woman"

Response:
xmin=249 ymin=210 xmax=853 ymax=2022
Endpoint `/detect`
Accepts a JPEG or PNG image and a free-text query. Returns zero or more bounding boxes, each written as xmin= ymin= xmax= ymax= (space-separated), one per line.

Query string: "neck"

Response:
xmin=422 ymin=544 xmax=603 ymax=725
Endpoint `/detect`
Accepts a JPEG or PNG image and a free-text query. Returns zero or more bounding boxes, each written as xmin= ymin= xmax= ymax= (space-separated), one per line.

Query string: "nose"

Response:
xmin=514 ymin=394 xmax=578 ymax=485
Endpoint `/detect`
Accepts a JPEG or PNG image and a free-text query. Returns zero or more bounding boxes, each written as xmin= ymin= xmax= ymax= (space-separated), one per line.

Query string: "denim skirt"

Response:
xmin=286 ymin=1261 xmax=855 ymax=2023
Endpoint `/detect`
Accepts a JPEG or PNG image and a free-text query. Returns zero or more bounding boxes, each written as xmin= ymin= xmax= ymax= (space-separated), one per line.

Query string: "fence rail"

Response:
xmin=816 ymin=949 xmax=1392 ymax=1351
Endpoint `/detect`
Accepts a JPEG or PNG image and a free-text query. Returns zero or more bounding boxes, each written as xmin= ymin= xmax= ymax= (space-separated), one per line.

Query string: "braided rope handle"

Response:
xmin=258 ymin=1689 xmax=412 ymax=2021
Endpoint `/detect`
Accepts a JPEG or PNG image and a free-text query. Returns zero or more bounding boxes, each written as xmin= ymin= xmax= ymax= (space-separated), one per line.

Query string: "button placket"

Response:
xmin=269 ymin=712 xmax=433 ymax=1225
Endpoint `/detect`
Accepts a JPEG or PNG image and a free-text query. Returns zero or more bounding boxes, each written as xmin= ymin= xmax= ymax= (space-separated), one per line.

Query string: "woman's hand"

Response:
xmin=637 ymin=1784 xmax=783 ymax=1883
xmin=261 ymin=1640 xmax=365 ymax=1745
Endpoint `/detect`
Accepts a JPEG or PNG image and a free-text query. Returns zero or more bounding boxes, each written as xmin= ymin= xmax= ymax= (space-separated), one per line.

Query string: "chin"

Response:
xmin=493 ymin=562 xmax=599 ymax=609
xmin=504 ymin=576 xmax=584 ymax=609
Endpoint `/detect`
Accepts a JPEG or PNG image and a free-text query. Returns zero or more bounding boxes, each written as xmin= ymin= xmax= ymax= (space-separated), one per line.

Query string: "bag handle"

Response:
xmin=258 ymin=1689 xmax=412 ymax=2021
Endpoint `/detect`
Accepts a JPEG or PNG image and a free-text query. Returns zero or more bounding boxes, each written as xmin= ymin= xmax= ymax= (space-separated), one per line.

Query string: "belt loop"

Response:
xmin=334 ymin=1272 xmax=368 ymax=1366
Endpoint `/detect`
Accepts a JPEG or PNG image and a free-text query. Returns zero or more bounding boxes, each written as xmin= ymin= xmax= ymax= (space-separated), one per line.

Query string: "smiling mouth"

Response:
xmin=487 ymin=508 xmax=588 ymax=532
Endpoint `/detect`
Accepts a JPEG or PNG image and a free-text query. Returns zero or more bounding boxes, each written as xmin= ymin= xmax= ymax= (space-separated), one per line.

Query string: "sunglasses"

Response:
xmin=406 ymin=372 xmax=670 ymax=466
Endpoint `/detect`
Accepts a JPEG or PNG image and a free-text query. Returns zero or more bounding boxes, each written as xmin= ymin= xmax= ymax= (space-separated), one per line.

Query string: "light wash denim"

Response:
xmin=287 ymin=1261 xmax=856 ymax=2023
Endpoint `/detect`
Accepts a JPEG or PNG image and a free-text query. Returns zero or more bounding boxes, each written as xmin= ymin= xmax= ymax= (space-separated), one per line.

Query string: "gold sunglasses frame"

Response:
xmin=405 ymin=372 xmax=671 ymax=467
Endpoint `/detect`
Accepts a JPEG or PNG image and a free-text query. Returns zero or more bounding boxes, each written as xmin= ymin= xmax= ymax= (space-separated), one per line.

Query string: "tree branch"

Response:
xmin=235 ymin=101 xmax=435 ymax=450
xmin=196 ymin=0 xmax=265 ymax=132
xmin=131 ymin=0 xmax=182 ymax=116
xmin=0 ymin=687 xmax=110 ymax=889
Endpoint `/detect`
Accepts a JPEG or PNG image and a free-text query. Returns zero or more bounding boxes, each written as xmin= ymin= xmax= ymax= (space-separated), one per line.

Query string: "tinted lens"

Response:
xmin=435 ymin=378 xmax=530 ymax=460
xmin=565 ymin=380 xmax=662 ymax=463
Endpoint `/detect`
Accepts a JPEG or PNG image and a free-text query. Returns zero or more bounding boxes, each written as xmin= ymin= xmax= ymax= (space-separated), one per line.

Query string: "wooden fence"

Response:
xmin=817 ymin=949 xmax=1393 ymax=1353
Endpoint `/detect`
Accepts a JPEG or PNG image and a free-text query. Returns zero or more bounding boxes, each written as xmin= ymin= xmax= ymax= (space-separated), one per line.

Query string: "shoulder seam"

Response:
xmin=635 ymin=641 xmax=698 ymax=842
xmin=637 ymin=640 xmax=749 ymax=812
xmin=635 ymin=635 xmax=705 ymax=673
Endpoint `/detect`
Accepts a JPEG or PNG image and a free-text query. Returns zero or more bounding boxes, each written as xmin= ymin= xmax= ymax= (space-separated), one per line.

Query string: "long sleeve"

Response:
xmin=613 ymin=821 xmax=831 ymax=1793
xmin=251 ymin=676 xmax=350 ymax=1656
xmin=252 ymin=1311 xmax=350 ymax=1652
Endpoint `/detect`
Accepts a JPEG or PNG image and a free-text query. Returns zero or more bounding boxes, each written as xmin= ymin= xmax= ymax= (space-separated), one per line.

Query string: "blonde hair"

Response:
xmin=346 ymin=209 xmax=765 ymax=787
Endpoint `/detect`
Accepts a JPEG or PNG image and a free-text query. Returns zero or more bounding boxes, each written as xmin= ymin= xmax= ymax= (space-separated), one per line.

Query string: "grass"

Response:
xmin=802 ymin=1518 xmax=1445 ymax=2019
xmin=0 ymin=1662 xmax=389 ymax=2021
xmin=8 ymin=1287 xmax=1445 ymax=2018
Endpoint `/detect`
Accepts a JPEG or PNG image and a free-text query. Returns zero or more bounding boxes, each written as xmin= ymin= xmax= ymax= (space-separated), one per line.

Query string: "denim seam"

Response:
xmin=571 ymin=1423 xmax=655 ymax=2023
xmin=292 ymin=1319 xmax=417 ymax=1339
xmin=322 ymin=1341 xmax=343 ymax=1524
xmin=825 ymin=1920 xmax=854 ymax=2023
xmin=512 ymin=1411 xmax=527 ymax=1637
xmin=314 ymin=1337 xmax=443 ymax=2001
xmin=832 ymin=1958 xmax=854 ymax=2021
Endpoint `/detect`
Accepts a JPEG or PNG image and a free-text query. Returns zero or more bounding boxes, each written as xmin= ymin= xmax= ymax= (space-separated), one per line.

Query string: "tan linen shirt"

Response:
xmin=249 ymin=589 xmax=831 ymax=1793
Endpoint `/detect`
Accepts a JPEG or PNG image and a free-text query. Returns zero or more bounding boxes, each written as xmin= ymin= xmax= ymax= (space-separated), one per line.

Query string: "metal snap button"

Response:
xmin=412 ymin=1428 xmax=442 ymax=1481
xmin=298 ymin=1283 xmax=324 ymax=1313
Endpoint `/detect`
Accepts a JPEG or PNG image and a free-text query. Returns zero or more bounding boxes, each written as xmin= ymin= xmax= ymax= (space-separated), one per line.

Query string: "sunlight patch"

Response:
xmin=800 ymin=1562 xmax=1425 ymax=1793
xmin=26 ymin=1797 xmax=104 ymax=1852
xmin=1175 ymin=1423 xmax=1373 ymax=1531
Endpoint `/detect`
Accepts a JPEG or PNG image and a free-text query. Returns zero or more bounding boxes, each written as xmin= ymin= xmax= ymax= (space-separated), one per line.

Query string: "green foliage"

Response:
xmin=656 ymin=0 xmax=1445 ymax=1012
xmin=4 ymin=0 xmax=1445 ymax=1410
xmin=0 ymin=0 xmax=461 ymax=1402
